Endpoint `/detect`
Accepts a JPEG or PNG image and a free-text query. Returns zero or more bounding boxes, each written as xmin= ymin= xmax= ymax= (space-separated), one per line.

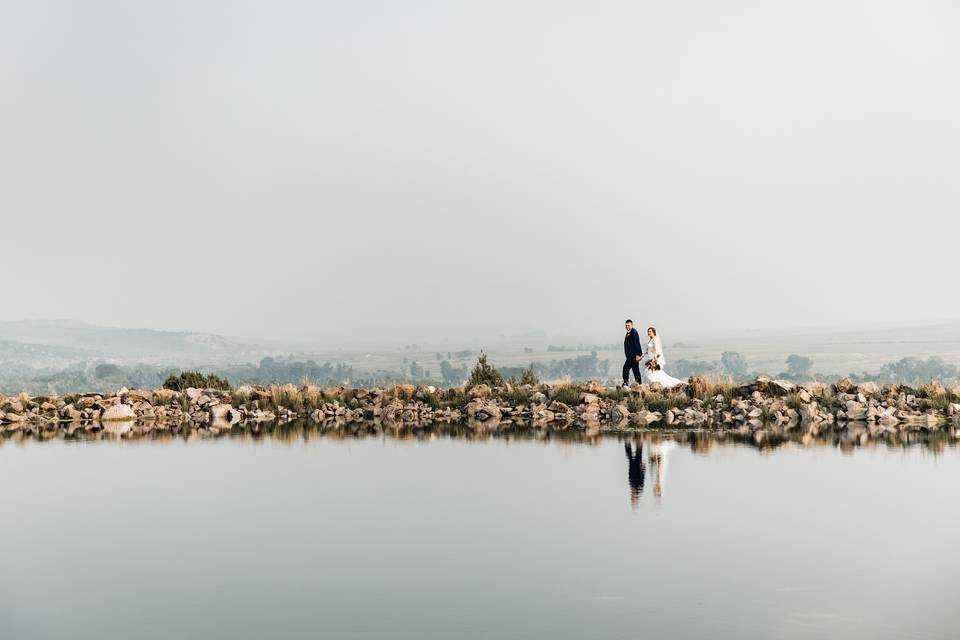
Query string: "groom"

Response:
xmin=622 ymin=319 xmax=644 ymax=386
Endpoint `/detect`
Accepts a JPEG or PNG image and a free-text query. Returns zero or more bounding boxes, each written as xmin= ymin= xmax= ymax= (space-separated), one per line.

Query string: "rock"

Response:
xmin=754 ymin=375 xmax=770 ymax=392
xmin=3 ymin=412 xmax=25 ymax=423
xmin=185 ymin=388 xmax=203 ymax=401
xmin=630 ymin=410 xmax=661 ymax=426
xmin=101 ymin=404 xmax=136 ymax=421
xmin=59 ymin=404 xmax=83 ymax=420
xmin=844 ymin=401 xmax=867 ymax=421
xmin=771 ymin=379 xmax=795 ymax=394
xmin=548 ymin=401 xmax=571 ymax=414
xmin=835 ymin=378 xmax=856 ymax=394
xmin=611 ymin=403 xmax=630 ymax=422
xmin=857 ymin=382 xmax=880 ymax=395
xmin=209 ymin=404 xmax=235 ymax=421
xmin=466 ymin=401 xmax=501 ymax=422
xmin=414 ymin=386 xmax=436 ymax=401
xmin=579 ymin=393 xmax=600 ymax=405
xmin=126 ymin=389 xmax=154 ymax=403
xmin=582 ymin=381 xmax=605 ymax=394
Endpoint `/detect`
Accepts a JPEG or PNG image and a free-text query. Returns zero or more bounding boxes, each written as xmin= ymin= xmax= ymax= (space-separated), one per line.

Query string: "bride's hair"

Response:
xmin=647 ymin=327 xmax=657 ymax=336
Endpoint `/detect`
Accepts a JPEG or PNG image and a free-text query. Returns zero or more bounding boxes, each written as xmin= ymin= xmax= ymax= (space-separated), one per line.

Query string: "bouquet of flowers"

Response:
xmin=645 ymin=358 xmax=661 ymax=372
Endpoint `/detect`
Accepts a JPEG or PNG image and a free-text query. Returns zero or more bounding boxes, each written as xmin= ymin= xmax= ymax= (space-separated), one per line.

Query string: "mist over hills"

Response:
xmin=0 ymin=319 xmax=254 ymax=367
xmin=0 ymin=318 xmax=958 ymax=396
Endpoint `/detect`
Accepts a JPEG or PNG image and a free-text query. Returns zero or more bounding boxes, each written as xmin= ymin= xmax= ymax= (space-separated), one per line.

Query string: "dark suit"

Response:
xmin=623 ymin=328 xmax=644 ymax=384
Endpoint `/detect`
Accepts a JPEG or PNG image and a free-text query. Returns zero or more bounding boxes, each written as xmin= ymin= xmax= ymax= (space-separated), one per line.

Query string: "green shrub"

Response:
xmin=162 ymin=371 xmax=231 ymax=391
xmin=518 ymin=367 xmax=539 ymax=386
xmin=466 ymin=354 xmax=504 ymax=389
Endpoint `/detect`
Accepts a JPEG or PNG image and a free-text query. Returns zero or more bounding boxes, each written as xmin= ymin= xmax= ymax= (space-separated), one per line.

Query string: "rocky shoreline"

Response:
xmin=1 ymin=376 xmax=959 ymax=444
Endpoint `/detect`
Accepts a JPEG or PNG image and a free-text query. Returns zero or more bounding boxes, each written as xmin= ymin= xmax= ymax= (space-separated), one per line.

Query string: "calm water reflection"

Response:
xmin=1 ymin=425 xmax=958 ymax=640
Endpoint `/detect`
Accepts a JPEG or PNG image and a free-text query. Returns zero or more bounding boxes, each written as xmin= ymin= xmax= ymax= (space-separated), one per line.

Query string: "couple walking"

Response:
xmin=622 ymin=319 xmax=684 ymax=388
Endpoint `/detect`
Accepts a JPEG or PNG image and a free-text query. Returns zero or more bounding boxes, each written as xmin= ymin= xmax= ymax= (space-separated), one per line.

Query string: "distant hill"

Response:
xmin=0 ymin=319 xmax=253 ymax=366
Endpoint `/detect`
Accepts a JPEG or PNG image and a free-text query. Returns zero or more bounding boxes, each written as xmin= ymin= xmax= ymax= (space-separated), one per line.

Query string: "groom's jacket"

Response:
xmin=624 ymin=328 xmax=644 ymax=359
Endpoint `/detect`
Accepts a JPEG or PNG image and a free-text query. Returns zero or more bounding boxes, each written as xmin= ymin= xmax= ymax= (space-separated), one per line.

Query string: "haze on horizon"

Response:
xmin=3 ymin=0 xmax=959 ymax=348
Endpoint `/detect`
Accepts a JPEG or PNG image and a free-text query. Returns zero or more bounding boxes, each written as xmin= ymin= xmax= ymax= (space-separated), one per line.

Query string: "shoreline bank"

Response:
xmin=1 ymin=376 xmax=959 ymax=442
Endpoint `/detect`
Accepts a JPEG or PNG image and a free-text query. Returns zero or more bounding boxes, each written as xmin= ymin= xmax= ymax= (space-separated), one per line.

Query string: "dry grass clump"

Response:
xmin=640 ymin=388 xmax=691 ymax=413
xmin=549 ymin=383 xmax=587 ymax=406
xmin=270 ymin=384 xmax=303 ymax=412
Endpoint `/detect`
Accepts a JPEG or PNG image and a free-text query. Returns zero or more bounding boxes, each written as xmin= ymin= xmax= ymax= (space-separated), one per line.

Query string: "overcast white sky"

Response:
xmin=2 ymin=0 xmax=958 ymax=346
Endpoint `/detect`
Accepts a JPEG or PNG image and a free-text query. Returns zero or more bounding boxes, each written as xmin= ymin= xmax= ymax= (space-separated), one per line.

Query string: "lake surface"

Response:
xmin=1 ymin=428 xmax=959 ymax=640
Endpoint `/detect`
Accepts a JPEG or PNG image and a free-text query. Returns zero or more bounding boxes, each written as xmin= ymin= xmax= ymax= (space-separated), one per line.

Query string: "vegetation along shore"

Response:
xmin=1 ymin=358 xmax=959 ymax=444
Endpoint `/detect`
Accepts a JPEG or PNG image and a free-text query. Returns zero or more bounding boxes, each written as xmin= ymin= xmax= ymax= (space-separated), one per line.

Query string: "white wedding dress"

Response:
xmin=643 ymin=336 xmax=685 ymax=389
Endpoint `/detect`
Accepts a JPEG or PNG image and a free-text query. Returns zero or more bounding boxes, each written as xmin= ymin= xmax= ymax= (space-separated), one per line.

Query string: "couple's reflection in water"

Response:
xmin=624 ymin=439 xmax=676 ymax=509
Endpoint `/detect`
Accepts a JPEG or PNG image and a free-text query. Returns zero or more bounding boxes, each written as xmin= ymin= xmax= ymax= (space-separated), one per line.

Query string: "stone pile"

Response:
xmin=1 ymin=377 xmax=958 ymax=440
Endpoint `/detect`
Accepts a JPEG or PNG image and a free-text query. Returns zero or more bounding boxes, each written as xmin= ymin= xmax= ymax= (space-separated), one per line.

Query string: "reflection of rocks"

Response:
xmin=1 ymin=416 xmax=956 ymax=457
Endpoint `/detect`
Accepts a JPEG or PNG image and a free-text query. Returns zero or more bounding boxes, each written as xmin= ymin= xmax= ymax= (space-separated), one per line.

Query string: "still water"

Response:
xmin=1 ymin=428 xmax=958 ymax=640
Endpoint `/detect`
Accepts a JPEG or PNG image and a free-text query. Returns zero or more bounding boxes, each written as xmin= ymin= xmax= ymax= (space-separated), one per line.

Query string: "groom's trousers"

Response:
xmin=623 ymin=358 xmax=642 ymax=385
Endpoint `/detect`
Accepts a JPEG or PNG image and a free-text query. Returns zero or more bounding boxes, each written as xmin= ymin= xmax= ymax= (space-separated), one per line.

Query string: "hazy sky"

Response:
xmin=3 ymin=0 xmax=958 ymax=346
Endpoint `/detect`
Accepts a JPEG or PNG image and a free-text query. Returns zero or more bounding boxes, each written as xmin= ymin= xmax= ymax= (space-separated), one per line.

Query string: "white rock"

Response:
xmin=101 ymin=404 xmax=136 ymax=421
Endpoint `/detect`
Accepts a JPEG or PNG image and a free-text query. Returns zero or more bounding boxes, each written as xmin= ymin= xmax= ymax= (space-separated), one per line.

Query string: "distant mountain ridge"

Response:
xmin=0 ymin=319 xmax=251 ymax=366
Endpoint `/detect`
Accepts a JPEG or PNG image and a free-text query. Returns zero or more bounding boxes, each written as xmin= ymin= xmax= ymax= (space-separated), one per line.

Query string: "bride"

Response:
xmin=643 ymin=327 xmax=685 ymax=389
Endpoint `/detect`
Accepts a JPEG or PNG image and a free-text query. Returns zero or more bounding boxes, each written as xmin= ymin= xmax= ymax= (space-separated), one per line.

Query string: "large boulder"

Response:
xmin=844 ymin=401 xmax=867 ymax=421
xmin=579 ymin=393 xmax=600 ymax=405
xmin=770 ymin=379 xmax=795 ymax=394
xmin=101 ymin=404 xmax=136 ymax=421
xmin=60 ymin=404 xmax=83 ymax=420
xmin=209 ymin=404 xmax=236 ymax=421
xmin=835 ymin=378 xmax=857 ymax=394
xmin=857 ymin=382 xmax=880 ymax=395
xmin=466 ymin=400 xmax=501 ymax=422
xmin=126 ymin=389 xmax=154 ymax=403
xmin=630 ymin=410 xmax=662 ymax=426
